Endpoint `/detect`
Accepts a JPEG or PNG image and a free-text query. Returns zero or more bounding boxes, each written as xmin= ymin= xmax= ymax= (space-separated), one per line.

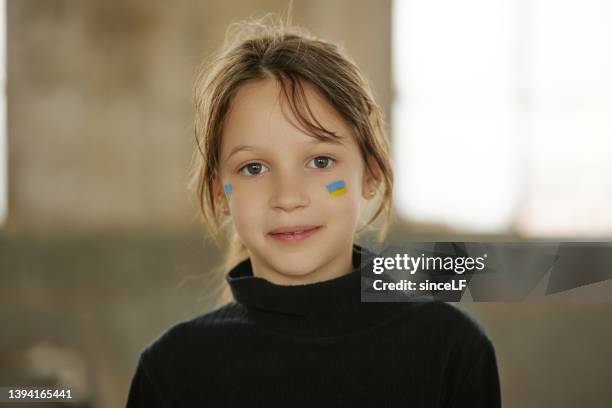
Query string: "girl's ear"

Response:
xmin=362 ymin=155 xmax=382 ymax=200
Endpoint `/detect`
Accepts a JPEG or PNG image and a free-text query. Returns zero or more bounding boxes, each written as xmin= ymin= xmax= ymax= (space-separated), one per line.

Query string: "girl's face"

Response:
xmin=217 ymin=78 xmax=377 ymax=285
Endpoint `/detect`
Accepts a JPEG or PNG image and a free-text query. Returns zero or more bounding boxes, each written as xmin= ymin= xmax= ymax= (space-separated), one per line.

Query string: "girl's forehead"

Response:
xmin=221 ymin=78 xmax=353 ymax=149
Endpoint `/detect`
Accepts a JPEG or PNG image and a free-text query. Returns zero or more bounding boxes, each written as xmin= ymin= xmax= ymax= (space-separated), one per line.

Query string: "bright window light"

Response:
xmin=392 ymin=0 xmax=612 ymax=237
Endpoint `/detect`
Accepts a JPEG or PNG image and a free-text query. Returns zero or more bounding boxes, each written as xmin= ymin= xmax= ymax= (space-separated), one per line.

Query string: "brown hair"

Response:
xmin=189 ymin=14 xmax=394 ymax=282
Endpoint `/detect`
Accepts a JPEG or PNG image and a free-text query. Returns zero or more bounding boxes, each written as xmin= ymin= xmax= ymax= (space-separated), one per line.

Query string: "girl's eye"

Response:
xmin=239 ymin=162 xmax=269 ymax=176
xmin=307 ymin=156 xmax=335 ymax=169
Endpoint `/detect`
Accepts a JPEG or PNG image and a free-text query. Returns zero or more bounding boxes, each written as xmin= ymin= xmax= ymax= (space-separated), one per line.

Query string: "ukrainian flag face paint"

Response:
xmin=326 ymin=180 xmax=347 ymax=198
xmin=224 ymin=183 xmax=233 ymax=198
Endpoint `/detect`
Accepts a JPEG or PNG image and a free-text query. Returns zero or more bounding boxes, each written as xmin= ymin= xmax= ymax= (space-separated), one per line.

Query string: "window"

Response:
xmin=392 ymin=0 xmax=612 ymax=237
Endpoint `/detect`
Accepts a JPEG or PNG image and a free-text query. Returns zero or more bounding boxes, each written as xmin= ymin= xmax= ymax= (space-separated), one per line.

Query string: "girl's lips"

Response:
xmin=268 ymin=226 xmax=322 ymax=243
xmin=269 ymin=225 xmax=320 ymax=234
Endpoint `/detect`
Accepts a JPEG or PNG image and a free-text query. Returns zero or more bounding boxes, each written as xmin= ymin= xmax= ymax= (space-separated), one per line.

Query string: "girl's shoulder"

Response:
xmin=414 ymin=300 xmax=488 ymax=331
xmin=391 ymin=299 xmax=495 ymax=348
xmin=130 ymin=301 xmax=248 ymax=402
xmin=138 ymin=301 xmax=248 ymax=364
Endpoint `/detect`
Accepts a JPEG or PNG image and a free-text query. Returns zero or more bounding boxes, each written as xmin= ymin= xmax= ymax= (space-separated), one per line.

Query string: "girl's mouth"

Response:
xmin=268 ymin=226 xmax=322 ymax=243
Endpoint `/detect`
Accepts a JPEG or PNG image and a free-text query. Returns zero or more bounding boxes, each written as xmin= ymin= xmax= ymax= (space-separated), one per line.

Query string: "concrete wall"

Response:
xmin=5 ymin=0 xmax=391 ymax=235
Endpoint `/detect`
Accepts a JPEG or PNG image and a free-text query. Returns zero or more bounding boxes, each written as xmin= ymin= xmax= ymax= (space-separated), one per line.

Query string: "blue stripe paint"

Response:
xmin=224 ymin=183 xmax=233 ymax=195
xmin=326 ymin=180 xmax=346 ymax=193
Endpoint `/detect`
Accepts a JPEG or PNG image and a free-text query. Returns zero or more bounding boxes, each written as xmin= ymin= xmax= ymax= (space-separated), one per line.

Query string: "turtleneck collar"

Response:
xmin=226 ymin=244 xmax=405 ymax=339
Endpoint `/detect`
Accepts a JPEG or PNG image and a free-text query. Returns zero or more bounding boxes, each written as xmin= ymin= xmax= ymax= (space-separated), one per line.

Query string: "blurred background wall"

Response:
xmin=5 ymin=0 xmax=390 ymax=234
xmin=1 ymin=0 xmax=611 ymax=407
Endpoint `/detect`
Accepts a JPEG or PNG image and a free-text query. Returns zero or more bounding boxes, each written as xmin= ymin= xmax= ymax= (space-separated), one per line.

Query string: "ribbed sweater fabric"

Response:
xmin=126 ymin=245 xmax=501 ymax=407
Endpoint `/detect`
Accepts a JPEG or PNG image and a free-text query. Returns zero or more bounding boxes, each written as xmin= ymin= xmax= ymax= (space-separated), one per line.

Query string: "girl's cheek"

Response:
xmin=320 ymin=177 xmax=361 ymax=218
xmin=227 ymin=180 xmax=267 ymax=223
xmin=230 ymin=178 xmax=266 ymax=201
xmin=229 ymin=201 xmax=259 ymax=240
xmin=322 ymin=174 xmax=361 ymax=202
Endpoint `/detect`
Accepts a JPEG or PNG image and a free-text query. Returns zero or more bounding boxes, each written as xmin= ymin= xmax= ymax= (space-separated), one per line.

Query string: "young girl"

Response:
xmin=127 ymin=16 xmax=500 ymax=408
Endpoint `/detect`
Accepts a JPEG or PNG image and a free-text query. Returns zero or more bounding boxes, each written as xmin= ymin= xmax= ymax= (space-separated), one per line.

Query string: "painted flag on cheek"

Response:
xmin=224 ymin=183 xmax=233 ymax=197
xmin=326 ymin=180 xmax=347 ymax=198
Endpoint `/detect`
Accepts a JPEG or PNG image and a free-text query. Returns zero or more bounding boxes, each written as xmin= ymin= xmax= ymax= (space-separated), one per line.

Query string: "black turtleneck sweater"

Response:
xmin=126 ymin=245 xmax=501 ymax=407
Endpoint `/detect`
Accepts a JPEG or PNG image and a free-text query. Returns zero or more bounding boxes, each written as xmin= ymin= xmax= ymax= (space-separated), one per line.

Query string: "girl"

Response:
xmin=127 ymin=16 xmax=500 ymax=408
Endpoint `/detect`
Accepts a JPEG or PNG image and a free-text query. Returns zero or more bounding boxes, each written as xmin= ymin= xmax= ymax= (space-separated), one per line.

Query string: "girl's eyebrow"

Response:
xmin=225 ymin=138 xmax=344 ymax=162
xmin=307 ymin=137 xmax=345 ymax=146
xmin=225 ymin=144 xmax=258 ymax=162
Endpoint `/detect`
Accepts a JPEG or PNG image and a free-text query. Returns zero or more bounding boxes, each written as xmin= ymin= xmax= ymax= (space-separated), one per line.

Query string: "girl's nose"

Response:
xmin=269 ymin=172 xmax=310 ymax=212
